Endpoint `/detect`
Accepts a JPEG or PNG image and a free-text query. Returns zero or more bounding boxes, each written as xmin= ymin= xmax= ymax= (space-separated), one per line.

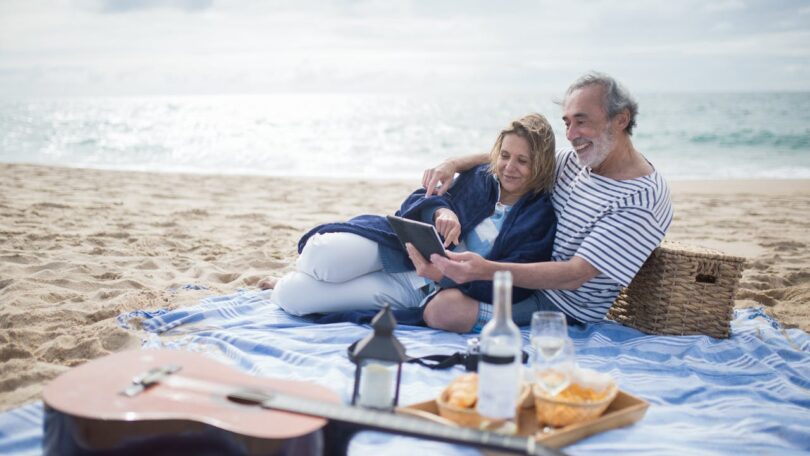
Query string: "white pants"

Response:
xmin=271 ymin=232 xmax=428 ymax=316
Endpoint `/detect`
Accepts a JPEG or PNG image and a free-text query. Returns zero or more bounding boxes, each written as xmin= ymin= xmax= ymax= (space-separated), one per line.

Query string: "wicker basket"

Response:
xmin=608 ymin=241 xmax=746 ymax=339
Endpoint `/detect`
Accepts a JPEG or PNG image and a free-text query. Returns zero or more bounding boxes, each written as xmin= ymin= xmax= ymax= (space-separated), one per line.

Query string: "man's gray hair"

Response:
xmin=565 ymin=72 xmax=639 ymax=135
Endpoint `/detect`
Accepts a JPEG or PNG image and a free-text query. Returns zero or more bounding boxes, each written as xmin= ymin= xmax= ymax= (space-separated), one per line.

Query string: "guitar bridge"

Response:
xmin=120 ymin=363 xmax=182 ymax=397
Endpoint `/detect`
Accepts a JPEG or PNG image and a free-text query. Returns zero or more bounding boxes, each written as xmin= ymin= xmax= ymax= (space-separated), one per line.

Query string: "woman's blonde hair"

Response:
xmin=488 ymin=113 xmax=556 ymax=195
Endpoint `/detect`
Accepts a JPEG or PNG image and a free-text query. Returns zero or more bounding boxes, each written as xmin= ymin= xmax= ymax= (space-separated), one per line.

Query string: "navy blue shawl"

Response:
xmin=297 ymin=165 xmax=556 ymax=303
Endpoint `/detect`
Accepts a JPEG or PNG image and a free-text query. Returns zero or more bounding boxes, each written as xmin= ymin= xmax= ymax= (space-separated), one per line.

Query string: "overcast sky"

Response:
xmin=1 ymin=0 xmax=808 ymax=96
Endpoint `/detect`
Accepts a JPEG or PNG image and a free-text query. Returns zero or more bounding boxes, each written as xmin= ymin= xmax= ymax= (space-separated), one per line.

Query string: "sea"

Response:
xmin=1 ymin=92 xmax=809 ymax=180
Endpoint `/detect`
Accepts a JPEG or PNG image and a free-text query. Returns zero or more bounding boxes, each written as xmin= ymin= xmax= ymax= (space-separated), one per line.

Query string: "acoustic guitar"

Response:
xmin=43 ymin=349 xmax=565 ymax=456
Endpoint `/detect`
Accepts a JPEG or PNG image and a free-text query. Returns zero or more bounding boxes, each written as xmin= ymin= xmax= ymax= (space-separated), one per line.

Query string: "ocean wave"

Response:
xmin=2 ymin=93 xmax=810 ymax=181
xmin=689 ymin=130 xmax=810 ymax=149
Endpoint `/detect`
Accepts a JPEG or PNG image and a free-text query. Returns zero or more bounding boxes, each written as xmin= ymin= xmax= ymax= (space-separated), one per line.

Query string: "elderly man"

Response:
xmin=407 ymin=72 xmax=673 ymax=333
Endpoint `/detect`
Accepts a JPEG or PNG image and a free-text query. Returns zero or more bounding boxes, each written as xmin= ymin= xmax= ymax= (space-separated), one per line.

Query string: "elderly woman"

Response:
xmin=265 ymin=113 xmax=558 ymax=331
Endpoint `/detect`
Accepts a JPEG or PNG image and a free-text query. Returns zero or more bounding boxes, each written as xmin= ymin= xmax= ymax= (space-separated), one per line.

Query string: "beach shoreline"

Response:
xmin=1 ymin=163 xmax=808 ymax=412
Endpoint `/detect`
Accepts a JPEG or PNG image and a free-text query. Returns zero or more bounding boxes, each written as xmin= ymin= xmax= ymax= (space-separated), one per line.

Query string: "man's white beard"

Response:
xmin=576 ymin=128 xmax=614 ymax=169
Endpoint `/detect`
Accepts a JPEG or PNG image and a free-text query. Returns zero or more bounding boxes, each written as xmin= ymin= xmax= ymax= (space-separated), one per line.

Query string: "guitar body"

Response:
xmin=42 ymin=349 xmax=341 ymax=456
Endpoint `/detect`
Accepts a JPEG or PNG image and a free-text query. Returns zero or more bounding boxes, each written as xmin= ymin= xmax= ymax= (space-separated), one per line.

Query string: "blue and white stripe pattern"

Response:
xmin=544 ymin=149 xmax=673 ymax=322
xmin=2 ymin=291 xmax=807 ymax=455
xmin=0 ymin=401 xmax=41 ymax=456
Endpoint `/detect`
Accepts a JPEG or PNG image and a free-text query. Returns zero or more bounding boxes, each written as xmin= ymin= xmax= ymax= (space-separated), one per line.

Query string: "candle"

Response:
xmin=358 ymin=362 xmax=395 ymax=409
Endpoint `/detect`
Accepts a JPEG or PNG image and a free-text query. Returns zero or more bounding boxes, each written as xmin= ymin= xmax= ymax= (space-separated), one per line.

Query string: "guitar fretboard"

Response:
xmin=230 ymin=389 xmax=563 ymax=456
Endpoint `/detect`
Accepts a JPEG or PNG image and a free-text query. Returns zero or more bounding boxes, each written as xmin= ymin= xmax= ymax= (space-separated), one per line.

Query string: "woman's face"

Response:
xmin=496 ymin=133 xmax=533 ymax=199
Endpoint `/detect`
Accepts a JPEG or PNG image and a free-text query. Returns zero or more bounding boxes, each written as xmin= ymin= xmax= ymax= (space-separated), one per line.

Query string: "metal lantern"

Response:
xmin=350 ymin=304 xmax=407 ymax=410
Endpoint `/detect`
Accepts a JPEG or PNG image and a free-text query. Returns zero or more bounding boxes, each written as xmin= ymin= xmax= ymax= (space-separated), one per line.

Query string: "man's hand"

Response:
xmin=433 ymin=208 xmax=461 ymax=247
xmin=430 ymin=250 xmax=491 ymax=284
xmin=405 ymin=243 xmax=443 ymax=282
xmin=422 ymin=160 xmax=457 ymax=197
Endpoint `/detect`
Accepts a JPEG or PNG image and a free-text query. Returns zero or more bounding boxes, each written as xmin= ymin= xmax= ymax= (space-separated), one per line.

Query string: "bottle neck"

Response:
xmin=492 ymin=272 xmax=512 ymax=323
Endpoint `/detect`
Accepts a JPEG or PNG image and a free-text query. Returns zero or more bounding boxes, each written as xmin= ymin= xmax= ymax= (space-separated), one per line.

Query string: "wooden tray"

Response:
xmin=399 ymin=390 xmax=649 ymax=449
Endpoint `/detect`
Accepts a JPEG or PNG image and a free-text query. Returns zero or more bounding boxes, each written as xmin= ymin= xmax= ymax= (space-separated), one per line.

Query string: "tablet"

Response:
xmin=386 ymin=215 xmax=448 ymax=259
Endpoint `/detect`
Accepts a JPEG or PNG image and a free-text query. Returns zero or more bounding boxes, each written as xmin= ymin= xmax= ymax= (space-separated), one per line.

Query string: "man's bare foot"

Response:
xmin=257 ymin=277 xmax=279 ymax=290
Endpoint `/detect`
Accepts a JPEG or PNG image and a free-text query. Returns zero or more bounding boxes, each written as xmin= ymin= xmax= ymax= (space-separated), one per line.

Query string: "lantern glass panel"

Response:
xmin=357 ymin=359 xmax=397 ymax=409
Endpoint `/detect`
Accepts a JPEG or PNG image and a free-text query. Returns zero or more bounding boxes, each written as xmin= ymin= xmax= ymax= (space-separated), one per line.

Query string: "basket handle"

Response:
xmin=695 ymin=260 xmax=720 ymax=284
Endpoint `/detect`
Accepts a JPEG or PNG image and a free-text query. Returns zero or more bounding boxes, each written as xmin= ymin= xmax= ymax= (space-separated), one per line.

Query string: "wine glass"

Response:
xmin=530 ymin=311 xmax=575 ymax=397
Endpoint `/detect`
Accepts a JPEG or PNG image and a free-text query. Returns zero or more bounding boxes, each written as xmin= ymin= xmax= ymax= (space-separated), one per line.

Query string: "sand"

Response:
xmin=1 ymin=163 xmax=809 ymax=412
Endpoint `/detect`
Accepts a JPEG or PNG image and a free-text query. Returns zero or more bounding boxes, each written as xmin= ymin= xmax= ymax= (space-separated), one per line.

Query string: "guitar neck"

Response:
xmin=231 ymin=389 xmax=564 ymax=456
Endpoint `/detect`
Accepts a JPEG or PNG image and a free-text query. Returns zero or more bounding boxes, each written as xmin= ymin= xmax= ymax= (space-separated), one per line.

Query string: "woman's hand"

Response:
xmin=434 ymin=208 xmax=461 ymax=247
xmin=405 ymin=243 xmax=444 ymax=282
xmin=422 ymin=160 xmax=457 ymax=197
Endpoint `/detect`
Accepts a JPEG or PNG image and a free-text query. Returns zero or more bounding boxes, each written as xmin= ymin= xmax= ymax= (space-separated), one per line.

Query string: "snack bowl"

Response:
xmin=532 ymin=380 xmax=618 ymax=428
xmin=436 ymin=385 xmax=485 ymax=428
xmin=436 ymin=374 xmax=529 ymax=430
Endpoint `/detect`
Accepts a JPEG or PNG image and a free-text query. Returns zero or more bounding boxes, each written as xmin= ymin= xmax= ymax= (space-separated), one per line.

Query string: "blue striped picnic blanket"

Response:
xmin=2 ymin=289 xmax=809 ymax=455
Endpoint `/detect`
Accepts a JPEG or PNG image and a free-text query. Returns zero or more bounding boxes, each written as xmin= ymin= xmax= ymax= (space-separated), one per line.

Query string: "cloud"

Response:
xmin=712 ymin=21 xmax=734 ymax=32
xmin=95 ymin=0 xmax=214 ymax=13
xmin=703 ymin=0 xmax=746 ymax=13
xmin=0 ymin=0 xmax=808 ymax=95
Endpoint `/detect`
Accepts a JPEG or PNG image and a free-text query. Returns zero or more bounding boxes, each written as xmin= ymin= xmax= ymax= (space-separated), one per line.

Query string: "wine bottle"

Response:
xmin=476 ymin=271 xmax=522 ymax=427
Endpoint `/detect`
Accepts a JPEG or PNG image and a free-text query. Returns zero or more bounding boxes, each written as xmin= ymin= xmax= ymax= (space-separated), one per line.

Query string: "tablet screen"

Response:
xmin=386 ymin=215 xmax=448 ymax=259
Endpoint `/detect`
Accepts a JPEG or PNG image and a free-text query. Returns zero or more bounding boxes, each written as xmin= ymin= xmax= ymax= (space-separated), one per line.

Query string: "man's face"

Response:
xmin=562 ymin=85 xmax=616 ymax=169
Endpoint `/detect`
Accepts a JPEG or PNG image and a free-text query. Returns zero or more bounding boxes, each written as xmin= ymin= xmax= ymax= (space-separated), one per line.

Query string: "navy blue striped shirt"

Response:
xmin=542 ymin=149 xmax=673 ymax=322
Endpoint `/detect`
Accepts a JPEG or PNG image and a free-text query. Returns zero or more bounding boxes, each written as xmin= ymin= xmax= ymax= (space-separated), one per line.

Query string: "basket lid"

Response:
xmin=655 ymin=240 xmax=746 ymax=264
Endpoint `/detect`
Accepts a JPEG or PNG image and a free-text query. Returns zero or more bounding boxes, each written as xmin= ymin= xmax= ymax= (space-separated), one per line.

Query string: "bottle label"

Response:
xmin=477 ymin=358 xmax=519 ymax=419
xmin=480 ymin=353 xmax=515 ymax=364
